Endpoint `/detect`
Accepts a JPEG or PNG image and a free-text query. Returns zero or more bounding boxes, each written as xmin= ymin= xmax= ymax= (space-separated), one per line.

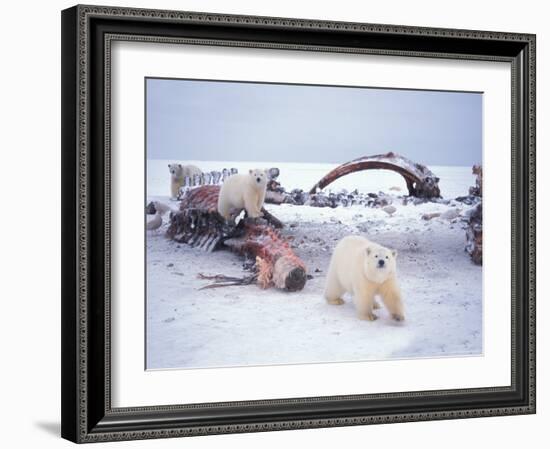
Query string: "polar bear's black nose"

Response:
xmin=257 ymin=177 xmax=261 ymax=183
xmin=378 ymin=259 xmax=385 ymax=268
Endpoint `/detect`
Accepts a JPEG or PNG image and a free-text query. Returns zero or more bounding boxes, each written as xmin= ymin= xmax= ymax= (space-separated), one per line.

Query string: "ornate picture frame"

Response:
xmin=61 ymin=4 xmax=536 ymax=443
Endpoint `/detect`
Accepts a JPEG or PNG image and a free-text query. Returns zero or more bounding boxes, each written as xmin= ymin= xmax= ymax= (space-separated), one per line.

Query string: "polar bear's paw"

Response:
xmin=391 ymin=313 xmax=405 ymax=322
xmin=326 ymin=297 xmax=345 ymax=305
xmin=358 ymin=311 xmax=378 ymax=321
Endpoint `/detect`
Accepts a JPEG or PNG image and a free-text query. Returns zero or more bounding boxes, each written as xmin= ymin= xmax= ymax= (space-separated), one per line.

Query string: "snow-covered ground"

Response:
xmin=146 ymin=160 xmax=482 ymax=370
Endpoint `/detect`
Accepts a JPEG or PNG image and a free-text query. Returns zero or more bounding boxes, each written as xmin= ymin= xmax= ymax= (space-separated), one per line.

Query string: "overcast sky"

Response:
xmin=146 ymin=78 xmax=482 ymax=166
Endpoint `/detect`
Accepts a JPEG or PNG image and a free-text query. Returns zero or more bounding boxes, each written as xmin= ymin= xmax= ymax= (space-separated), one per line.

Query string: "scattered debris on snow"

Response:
xmin=440 ymin=208 xmax=461 ymax=221
xmin=146 ymin=213 xmax=162 ymax=231
xmin=421 ymin=212 xmax=441 ymax=221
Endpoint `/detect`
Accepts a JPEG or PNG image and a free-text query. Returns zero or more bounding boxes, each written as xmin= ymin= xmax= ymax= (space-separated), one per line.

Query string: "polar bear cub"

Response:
xmin=168 ymin=163 xmax=202 ymax=200
xmin=324 ymin=235 xmax=404 ymax=322
xmin=217 ymin=169 xmax=267 ymax=220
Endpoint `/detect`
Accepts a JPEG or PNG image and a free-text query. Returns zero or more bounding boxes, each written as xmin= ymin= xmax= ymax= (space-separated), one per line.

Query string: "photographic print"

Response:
xmin=61 ymin=7 xmax=535 ymax=441
xmin=145 ymin=78 xmax=483 ymax=370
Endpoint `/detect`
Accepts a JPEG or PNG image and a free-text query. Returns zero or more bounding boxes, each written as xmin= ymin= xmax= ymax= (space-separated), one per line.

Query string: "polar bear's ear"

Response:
xmin=366 ymin=247 xmax=371 ymax=256
xmin=392 ymin=249 xmax=398 ymax=258
xmin=178 ymin=164 xmax=182 ymax=168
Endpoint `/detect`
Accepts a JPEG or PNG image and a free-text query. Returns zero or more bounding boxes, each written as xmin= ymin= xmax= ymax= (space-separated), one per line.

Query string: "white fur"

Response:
xmin=324 ymin=235 xmax=404 ymax=322
xmin=168 ymin=163 xmax=202 ymax=200
xmin=217 ymin=169 xmax=267 ymax=220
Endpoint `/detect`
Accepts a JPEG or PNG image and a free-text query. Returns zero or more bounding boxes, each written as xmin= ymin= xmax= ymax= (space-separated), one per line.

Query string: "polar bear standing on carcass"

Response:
xmin=217 ymin=169 xmax=267 ymax=220
xmin=168 ymin=163 xmax=202 ymax=200
xmin=324 ymin=235 xmax=405 ymax=322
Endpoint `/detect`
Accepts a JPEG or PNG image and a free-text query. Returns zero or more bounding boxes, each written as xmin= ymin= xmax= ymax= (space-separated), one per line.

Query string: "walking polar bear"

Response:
xmin=217 ymin=169 xmax=267 ymax=220
xmin=168 ymin=163 xmax=202 ymax=200
xmin=324 ymin=235 xmax=405 ymax=322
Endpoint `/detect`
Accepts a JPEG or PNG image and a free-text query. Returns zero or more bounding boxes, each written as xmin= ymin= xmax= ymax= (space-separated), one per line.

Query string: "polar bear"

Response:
xmin=324 ymin=235 xmax=404 ymax=322
xmin=217 ymin=169 xmax=267 ymax=220
xmin=168 ymin=163 xmax=202 ymax=200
